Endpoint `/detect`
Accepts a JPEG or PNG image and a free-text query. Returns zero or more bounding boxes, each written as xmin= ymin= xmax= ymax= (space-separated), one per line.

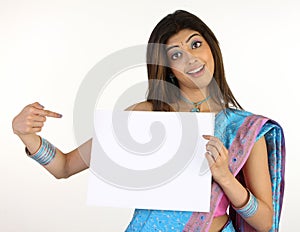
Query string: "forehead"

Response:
xmin=166 ymin=29 xmax=202 ymax=45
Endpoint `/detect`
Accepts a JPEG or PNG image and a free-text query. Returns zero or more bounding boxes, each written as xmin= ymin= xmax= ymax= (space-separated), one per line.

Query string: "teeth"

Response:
xmin=187 ymin=65 xmax=204 ymax=74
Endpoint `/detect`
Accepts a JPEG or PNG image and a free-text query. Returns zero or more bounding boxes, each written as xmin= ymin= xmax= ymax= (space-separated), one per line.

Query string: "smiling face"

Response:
xmin=166 ymin=29 xmax=215 ymax=94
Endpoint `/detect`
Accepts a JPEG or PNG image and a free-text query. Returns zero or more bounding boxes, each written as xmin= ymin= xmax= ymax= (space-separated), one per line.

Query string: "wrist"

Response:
xmin=216 ymin=171 xmax=235 ymax=188
xmin=19 ymin=134 xmax=41 ymax=151
xmin=25 ymin=136 xmax=42 ymax=156
xmin=18 ymin=132 xmax=37 ymax=138
xmin=232 ymin=188 xmax=259 ymax=218
xmin=26 ymin=137 xmax=56 ymax=166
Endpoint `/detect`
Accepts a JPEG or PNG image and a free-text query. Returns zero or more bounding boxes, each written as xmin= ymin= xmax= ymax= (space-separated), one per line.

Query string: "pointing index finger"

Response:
xmin=43 ymin=110 xmax=63 ymax=118
xmin=32 ymin=107 xmax=62 ymax=118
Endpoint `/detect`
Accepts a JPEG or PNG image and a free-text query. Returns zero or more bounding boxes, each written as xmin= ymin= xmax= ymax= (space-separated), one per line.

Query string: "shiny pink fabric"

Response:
xmin=214 ymin=195 xmax=229 ymax=217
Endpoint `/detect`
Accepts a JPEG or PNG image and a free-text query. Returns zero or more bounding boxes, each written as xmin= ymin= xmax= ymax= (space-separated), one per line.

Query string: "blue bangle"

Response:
xmin=233 ymin=188 xmax=258 ymax=218
xmin=26 ymin=137 xmax=56 ymax=165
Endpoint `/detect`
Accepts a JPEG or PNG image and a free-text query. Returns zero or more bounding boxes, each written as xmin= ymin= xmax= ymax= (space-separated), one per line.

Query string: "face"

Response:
xmin=166 ymin=29 xmax=215 ymax=92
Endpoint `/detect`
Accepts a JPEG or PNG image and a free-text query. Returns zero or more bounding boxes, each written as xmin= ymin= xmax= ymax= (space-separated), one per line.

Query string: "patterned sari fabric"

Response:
xmin=125 ymin=109 xmax=285 ymax=232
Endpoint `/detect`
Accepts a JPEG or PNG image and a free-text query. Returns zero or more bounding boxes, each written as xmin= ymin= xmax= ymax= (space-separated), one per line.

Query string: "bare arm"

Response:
xmin=42 ymin=139 xmax=91 ymax=179
xmin=12 ymin=102 xmax=90 ymax=179
xmin=12 ymin=101 xmax=153 ymax=179
xmin=242 ymin=137 xmax=273 ymax=230
xmin=205 ymin=136 xmax=273 ymax=232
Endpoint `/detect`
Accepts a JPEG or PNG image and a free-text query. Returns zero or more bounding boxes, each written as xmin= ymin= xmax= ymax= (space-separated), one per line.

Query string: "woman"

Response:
xmin=12 ymin=10 xmax=285 ymax=232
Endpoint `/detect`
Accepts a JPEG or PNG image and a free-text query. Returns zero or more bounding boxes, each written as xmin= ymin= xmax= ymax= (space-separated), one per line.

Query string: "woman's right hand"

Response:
xmin=12 ymin=102 xmax=90 ymax=179
xmin=12 ymin=102 xmax=62 ymax=136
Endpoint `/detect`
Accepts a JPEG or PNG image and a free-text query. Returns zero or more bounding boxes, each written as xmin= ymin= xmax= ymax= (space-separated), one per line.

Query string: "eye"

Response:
xmin=191 ymin=40 xmax=202 ymax=49
xmin=170 ymin=51 xmax=182 ymax=61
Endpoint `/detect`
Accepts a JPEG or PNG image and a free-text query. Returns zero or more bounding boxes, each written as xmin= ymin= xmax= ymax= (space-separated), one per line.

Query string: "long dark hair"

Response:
xmin=146 ymin=10 xmax=242 ymax=111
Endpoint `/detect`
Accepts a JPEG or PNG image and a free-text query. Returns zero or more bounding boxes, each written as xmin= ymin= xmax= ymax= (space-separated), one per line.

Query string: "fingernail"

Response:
xmin=39 ymin=104 xmax=44 ymax=108
xmin=59 ymin=114 xmax=63 ymax=118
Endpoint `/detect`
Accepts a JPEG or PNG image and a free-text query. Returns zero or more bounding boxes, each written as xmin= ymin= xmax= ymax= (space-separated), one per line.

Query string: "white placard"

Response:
xmin=87 ymin=110 xmax=215 ymax=212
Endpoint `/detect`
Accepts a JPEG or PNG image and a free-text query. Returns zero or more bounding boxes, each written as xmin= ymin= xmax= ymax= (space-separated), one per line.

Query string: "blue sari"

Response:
xmin=125 ymin=109 xmax=285 ymax=232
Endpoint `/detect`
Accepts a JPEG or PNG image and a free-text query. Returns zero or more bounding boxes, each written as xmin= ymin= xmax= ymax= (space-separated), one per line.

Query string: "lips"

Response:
xmin=186 ymin=65 xmax=205 ymax=75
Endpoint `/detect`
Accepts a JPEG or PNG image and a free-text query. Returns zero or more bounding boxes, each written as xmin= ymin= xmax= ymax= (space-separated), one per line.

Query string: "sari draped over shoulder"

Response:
xmin=126 ymin=109 xmax=285 ymax=232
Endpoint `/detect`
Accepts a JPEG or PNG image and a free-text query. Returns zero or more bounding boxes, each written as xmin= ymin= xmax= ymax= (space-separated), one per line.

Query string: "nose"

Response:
xmin=186 ymin=51 xmax=198 ymax=65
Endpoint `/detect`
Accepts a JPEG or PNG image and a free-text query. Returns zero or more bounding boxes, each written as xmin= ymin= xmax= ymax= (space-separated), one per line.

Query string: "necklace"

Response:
xmin=180 ymin=95 xmax=211 ymax=112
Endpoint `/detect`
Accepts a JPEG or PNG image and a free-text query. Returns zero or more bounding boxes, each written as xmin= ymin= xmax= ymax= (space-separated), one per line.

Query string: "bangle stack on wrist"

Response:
xmin=233 ymin=188 xmax=258 ymax=218
xmin=25 ymin=137 xmax=56 ymax=165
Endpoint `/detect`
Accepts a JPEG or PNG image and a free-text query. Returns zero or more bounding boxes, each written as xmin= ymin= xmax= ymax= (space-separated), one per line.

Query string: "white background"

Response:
xmin=0 ymin=0 xmax=299 ymax=231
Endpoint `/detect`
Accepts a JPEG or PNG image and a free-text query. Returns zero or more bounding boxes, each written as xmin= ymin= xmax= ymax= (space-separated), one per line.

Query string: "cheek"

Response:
xmin=199 ymin=53 xmax=214 ymax=77
xmin=209 ymin=59 xmax=215 ymax=76
xmin=169 ymin=61 xmax=186 ymax=76
xmin=207 ymin=52 xmax=215 ymax=75
xmin=171 ymin=67 xmax=186 ymax=78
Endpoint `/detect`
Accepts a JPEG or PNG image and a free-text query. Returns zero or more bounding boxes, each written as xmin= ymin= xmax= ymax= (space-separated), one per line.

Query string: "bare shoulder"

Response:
xmin=125 ymin=101 xmax=153 ymax=111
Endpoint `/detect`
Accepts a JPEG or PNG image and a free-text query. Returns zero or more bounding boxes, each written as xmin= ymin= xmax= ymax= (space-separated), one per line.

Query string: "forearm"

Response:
xmin=19 ymin=134 xmax=69 ymax=179
xmin=220 ymin=174 xmax=273 ymax=231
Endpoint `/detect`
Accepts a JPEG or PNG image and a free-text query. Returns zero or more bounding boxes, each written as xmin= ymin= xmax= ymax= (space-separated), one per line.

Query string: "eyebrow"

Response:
xmin=166 ymin=33 xmax=201 ymax=52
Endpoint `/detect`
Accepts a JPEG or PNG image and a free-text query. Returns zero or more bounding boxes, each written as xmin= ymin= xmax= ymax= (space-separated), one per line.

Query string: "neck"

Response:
xmin=177 ymin=90 xmax=211 ymax=112
xmin=180 ymin=88 xmax=209 ymax=103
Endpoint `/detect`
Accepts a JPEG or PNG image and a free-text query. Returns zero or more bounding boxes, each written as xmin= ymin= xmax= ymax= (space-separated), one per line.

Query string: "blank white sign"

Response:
xmin=87 ymin=110 xmax=215 ymax=212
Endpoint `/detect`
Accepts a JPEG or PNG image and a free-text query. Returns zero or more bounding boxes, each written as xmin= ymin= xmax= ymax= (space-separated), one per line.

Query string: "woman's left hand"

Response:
xmin=203 ymin=135 xmax=233 ymax=184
